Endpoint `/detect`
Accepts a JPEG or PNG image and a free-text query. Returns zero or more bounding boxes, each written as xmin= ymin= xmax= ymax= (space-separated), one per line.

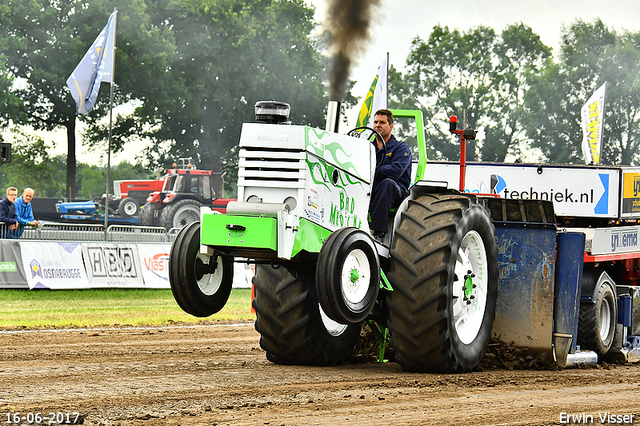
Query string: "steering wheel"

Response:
xmin=347 ymin=126 xmax=387 ymax=169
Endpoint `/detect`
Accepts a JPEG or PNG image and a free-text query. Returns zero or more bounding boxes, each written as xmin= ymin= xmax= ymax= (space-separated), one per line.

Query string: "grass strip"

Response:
xmin=0 ymin=288 xmax=254 ymax=329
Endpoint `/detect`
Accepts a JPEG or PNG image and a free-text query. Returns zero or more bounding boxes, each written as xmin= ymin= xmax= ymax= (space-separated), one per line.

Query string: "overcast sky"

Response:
xmin=310 ymin=0 xmax=640 ymax=125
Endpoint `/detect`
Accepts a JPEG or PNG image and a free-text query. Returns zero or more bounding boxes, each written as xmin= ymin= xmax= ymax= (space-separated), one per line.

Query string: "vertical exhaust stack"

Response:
xmin=325 ymin=100 xmax=341 ymax=133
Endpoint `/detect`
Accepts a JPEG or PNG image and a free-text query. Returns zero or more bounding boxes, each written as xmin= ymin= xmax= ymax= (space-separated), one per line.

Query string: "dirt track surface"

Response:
xmin=1 ymin=322 xmax=639 ymax=426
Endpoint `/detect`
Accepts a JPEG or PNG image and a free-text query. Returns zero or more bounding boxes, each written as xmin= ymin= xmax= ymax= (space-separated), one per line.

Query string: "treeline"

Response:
xmin=0 ymin=130 xmax=152 ymax=199
xmin=1 ymin=0 xmax=639 ymax=201
xmin=389 ymin=19 xmax=640 ymax=165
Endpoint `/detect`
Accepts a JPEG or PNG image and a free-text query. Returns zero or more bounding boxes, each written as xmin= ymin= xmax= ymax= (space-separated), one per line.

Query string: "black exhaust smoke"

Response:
xmin=326 ymin=0 xmax=381 ymax=102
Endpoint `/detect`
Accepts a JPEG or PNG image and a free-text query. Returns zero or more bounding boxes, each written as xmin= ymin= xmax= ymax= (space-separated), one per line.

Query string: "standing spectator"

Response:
xmin=0 ymin=187 xmax=19 ymax=238
xmin=14 ymin=187 xmax=38 ymax=238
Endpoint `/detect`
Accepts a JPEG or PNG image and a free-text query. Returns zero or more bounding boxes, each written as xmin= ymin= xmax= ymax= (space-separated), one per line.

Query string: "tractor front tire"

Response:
xmin=139 ymin=202 xmax=163 ymax=226
xmin=160 ymin=199 xmax=201 ymax=230
xmin=118 ymin=197 xmax=140 ymax=217
xmin=169 ymin=221 xmax=233 ymax=317
xmin=252 ymin=264 xmax=361 ymax=366
xmin=316 ymin=227 xmax=380 ymax=324
xmin=387 ymin=193 xmax=498 ymax=373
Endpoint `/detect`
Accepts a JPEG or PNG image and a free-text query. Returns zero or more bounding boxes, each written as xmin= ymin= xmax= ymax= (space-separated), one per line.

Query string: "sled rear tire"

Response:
xmin=578 ymin=270 xmax=617 ymax=358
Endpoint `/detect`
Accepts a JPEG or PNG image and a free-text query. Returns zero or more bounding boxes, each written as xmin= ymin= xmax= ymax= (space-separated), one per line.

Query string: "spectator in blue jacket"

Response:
xmin=14 ymin=187 xmax=38 ymax=238
xmin=0 ymin=187 xmax=19 ymax=238
xmin=368 ymin=109 xmax=412 ymax=238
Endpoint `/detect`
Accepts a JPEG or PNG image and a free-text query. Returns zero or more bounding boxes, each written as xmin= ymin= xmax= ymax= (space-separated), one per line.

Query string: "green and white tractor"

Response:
xmin=168 ymin=101 xmax=498 ymax=373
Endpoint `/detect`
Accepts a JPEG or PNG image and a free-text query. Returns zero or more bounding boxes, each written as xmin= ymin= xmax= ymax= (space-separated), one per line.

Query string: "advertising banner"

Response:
xmin=20 ymin=242 xmax=89 ymax=289
xmin=581 ymin=83 xmax=607 ymax=165
xmin=137 ymin=244 xmax=171 ymax=289
xmin=422 ymin=162 xmax=619 ymax=218
xmin=621 ymin=168 xmax=640 ymax=218
xmin=81 ymin=243 xmax=144 ymax=288
xmin=0 ymin=240 xmax=29 ymax=289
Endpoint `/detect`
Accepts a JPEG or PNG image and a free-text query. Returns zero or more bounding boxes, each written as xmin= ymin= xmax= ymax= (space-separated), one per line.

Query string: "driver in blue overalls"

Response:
xmin=368 ymin=109 xmax=412 ymax=240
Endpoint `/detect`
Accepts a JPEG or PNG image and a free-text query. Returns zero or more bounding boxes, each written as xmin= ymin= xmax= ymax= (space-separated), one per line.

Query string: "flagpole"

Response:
xmin=104 ymin=9 xmax=117 ymax=241
xmin=385 ymin=52 xmax=389 ymax=108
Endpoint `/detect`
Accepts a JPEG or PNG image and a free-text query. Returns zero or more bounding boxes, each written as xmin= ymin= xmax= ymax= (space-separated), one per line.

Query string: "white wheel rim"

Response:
xmin=319 ymin=305 xmax=348 ymax=336
xmin=340 ymin=248 xmax=370 ymax=307
xmin=123 ymin=201 xmax=137 ymax=215
xmin=599 ymin=295 xmax=612 ymax=341
xmin=176 ymin=206 xmax=200 ymax=228
xmin=197 ymin=254 xmax=223 ymax=296
xmin=452 ymin=230 xmax=489 ymax=345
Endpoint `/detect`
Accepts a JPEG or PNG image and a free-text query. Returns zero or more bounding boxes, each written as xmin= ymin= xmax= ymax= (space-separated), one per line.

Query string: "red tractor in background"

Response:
xmin=139 ymin=158 xmax=233 ymax=230
xmin=112 ymin=178 xmax=165 ymax=217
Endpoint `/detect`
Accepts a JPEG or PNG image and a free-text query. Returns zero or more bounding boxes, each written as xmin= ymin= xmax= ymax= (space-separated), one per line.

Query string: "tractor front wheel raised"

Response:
xmin=253 ymin=264 xmax=361 ymax=366
xmin=387 ymin=193 xmax=498 ymax=373
xmin=169 ymin=221 xmax=233 ymax=317
xmin=316 ymin=228 xmax=380 ymax=324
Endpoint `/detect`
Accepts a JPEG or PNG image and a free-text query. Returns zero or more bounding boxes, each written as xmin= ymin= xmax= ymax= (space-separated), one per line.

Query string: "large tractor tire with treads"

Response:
xmin=387 ymin=193 xmax=498 ymax=373
xmin=577 ymin=270 xmax=617 ymax=358
xmin=252 ymin=264 xmax=361 ymax=366
xmin=159 ymin=199 xmax=201 ymax=230
xmin=169 ymin=221 xmax=233 ymax=317
xmin=139 ymin=202 xmax=163 ymax=226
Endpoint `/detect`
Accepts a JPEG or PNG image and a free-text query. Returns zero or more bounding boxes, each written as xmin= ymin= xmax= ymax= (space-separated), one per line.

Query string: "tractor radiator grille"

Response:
xmin=238 ymin=147 xmax=306 ymax=189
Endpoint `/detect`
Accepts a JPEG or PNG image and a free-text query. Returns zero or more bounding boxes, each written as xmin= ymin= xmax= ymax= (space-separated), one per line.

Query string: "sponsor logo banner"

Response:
xmin=137 ymin=244 xmax=171 ymax=289
xmin=82 ymin=244 xmax=143 ymax=288
xmin=20 ymin=242 xmax=89 ymax=289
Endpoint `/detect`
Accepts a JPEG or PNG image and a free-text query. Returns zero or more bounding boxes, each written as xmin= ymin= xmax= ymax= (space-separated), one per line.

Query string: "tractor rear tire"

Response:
xmin=387 ymin=193 xmax=498 ymax=373
xmin=169 ymin=221 xmax=233 ymax=317
xmin=139 ymin=202 xmax=162 ymax=226
xmin=160 ymin=199 xmax=201 ymax=230
xmin=252 ymin=264 xmax=361 ymax=366
xmin=578 ymin=272 xmax=617 ymax=358
xmin=118 ymin=197 xmax=140 ymax=217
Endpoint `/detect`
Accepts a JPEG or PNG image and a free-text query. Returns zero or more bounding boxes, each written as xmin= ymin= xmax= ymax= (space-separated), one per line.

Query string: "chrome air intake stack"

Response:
xmin=325 ymin=100 xmax=341 ymax=133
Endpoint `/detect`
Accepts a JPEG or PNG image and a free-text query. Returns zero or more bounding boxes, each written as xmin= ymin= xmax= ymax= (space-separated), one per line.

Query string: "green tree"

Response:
xmin=525 ymin=19 xmax=640 ymax=165
xmin=0 ymin=0 xmax=180 ymax=198
xmin=86 ymin=0 xmax=328 ymax=196
xmin=393 ymin=24 xmax=551 ymax=163
xmin=0 ymin=130 xmax=66 ymax=197
xmin=1 ymin=0 xmax=328 ymax=199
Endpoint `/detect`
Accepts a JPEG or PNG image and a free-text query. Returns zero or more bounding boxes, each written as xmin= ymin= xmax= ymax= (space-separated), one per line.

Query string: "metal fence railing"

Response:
xmin=0 ymin=221 xmax=176 ymax=243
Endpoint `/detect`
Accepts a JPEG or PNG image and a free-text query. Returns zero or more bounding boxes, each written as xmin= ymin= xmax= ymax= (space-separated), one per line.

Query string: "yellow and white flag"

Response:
xmin=355 ymin=55 xmax=388 ymax=128
xmin=581 ymin=82 xmax=607 ymax=164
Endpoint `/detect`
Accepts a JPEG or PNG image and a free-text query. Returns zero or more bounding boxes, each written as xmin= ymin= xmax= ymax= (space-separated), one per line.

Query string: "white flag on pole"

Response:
xmin=581 ymin=82 xmax=607 ymax=164
xmin=66 ymin=11 xmax=117 ymax=115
